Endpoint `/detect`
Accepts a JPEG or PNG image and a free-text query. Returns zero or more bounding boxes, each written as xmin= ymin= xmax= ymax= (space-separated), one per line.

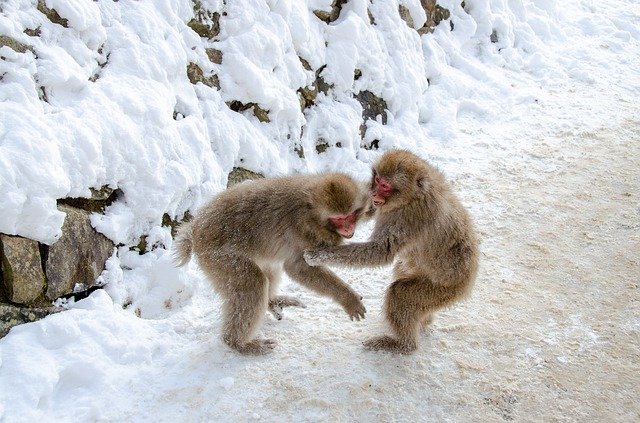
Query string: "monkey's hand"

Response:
xmin=341 ymin=291 xmax=366 ymax=321
xmin=303 ymin=249 xmax=324 ymax=267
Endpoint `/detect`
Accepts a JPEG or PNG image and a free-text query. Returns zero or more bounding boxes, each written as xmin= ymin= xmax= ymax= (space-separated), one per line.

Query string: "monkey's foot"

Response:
xmin=363 ymin=335 xmax=417 ymax=354
xmin=268 ymin=296 xmax=306 ymax=320
xmin=230 ymin=338 xmax=277 ymax=355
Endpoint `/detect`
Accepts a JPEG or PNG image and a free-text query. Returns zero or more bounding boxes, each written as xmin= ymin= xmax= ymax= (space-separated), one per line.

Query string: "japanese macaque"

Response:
xmin=173 ymin=173 xmax=369 ymax=355
xmin=304 ymin=150 xmax=479 ymax=354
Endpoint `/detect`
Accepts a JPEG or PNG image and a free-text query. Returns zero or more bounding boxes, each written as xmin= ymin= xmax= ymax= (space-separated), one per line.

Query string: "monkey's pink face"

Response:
xmin=371 ymin=175 xmax=393 ymax=207
xmin=329 ymin=212 xmax=358 ymax=239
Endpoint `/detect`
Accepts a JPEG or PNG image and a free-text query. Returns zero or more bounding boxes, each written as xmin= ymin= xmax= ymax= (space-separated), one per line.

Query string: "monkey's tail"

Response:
xmin=173 ymin=220 xmax=194 ymax=267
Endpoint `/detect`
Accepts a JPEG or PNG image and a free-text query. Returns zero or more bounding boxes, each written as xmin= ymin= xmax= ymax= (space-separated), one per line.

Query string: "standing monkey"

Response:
xmin=173 ymin=173 xmax=368 ymax=355
xmin=304 ymin=150 xmax=479 ymax=354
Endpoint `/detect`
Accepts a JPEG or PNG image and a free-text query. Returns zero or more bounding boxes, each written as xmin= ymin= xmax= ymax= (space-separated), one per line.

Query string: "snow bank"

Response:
xmin=1 ymin=0 xmax=553 ymax=245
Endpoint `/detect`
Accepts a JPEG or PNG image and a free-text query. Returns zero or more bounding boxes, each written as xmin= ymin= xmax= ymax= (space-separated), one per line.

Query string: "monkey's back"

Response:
xmin=190 ymin=175 xmax=323 ymax=262
xmin=400 ymin=165 xmax=479 ymax=289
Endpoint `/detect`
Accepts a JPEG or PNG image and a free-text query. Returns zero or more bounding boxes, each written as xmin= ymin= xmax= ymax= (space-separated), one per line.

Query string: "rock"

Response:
xmin=298 ymin=71 xmax=331 ymax=111
xmin=315 ymin=71 xmax=332 ymax=96
xmin=298 ymin=87 xmax=318 ymax=111
xmin=0 ymin=35 xmax=34 ymax=55
xmin=89 ymin=186 xmax=114 ymax=201
xmin=433 ymin=4 xmax=451 ymax=26
xmin=299 ymin=57 xmax=313 ymax=71
xmin=227 ymin=168 xmax=264 ymax=188
xmin=36 ymin=0 xmax=68 ymax=28
xmin=316 ymin=140 xmax=330 ymax=154
xmin=57 ymin=186 xmax=120 ymax=213
xmin=45 ymin=205 xmax=114 ymax=301
xmin=410 ymin=1 xmax=452 ymax=35
xmin=313 ymin=0 xmax=347 ymax=23
xmin=206 ymin=48 xmax=223 ymax=64
xmin=24 ymin=27 xmax=41 ymax=37
xmin=0 ymin=235 xmax=45 ymax=305
xmin=355 ymin=90 xmax=388 ymax=141
xmin=0 ymin=304 xmax=62 ymax=338
xmin=298 ymin=86 xmax=318 ymax=110
xmin=252 ymin=105 xmax=270 ymax=123
xmin=399 ymin=5 xmax=415 ymax=29
xmin=187 ymin=2 xmax=220 ymax=39
xmin=162 ymin=212 xmax=193 ymax=238
xmin=187 ymin=62 xmax=220 ymax=89
xmin=227 ymin=101 xmax=270 ymax=123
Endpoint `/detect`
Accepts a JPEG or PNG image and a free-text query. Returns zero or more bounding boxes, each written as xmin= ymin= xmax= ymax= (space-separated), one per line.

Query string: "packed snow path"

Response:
xmin=2 ymin=64 xmax=638 ymax=421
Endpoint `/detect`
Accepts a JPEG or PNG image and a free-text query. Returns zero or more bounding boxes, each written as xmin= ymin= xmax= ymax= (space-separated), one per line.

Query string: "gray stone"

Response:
xmin=0 ymin=35 xmax=34 ymax=54
xmin=57 ymin=186 xmax=120 ymax=213
xmin=187 ymin=3 xmax=220 ymax=40
xmin=0 ymin=303 xmax=62 ymax=338
xmin=404 ymin=1 xmax=452 ymax=35
xmin=45 ymin=205 xmax=114 ymax=300
xmin=206 ymin=48 xmax=223 ymax=65
xmin=226 ymin=101 xmax=270 ymax=123
xmin=355 ymin=90 xmax=388 ymax=143
xmin=0 ymin=235 xmax=45 ymax=305
xmin=298 ymin=86 xmax=318 ymax=110
xmin=227 ymin=168 xmax=264 ymax=188
xmin=89 ymin=186 xmax=114 ymax=201
xmin=313 ymin=0 xmax=347 ymax=23
xmin=36 ymin=0 xmax=68 ymax=28
xmin=399 ymin=5 xmax=415 ymax=29
xmin=252 ymin=105 xmax=270 ymax=123
xmin=187 ymin=62 xmax=220 ymax=90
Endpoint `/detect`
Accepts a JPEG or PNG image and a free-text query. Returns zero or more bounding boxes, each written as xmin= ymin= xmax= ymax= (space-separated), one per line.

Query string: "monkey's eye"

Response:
xmin=375 ymin=176 xmax=393 ymax=193
xmin=329 ymin=216 xmax=344 ymax=226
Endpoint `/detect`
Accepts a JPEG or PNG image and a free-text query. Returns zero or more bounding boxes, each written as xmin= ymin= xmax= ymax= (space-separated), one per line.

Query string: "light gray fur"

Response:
xmin=304 ymin=150 xmax=479 ymax=354
xmin=174 ymin=173 xmax=368 ymax=355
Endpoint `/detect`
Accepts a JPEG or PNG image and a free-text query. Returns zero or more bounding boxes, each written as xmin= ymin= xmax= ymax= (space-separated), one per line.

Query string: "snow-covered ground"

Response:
xmin=1 ymin=0 xmax=639 ymax=421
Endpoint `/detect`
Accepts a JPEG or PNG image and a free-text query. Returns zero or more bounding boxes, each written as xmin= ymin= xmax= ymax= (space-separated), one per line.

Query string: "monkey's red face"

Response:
xmin=371 ymin=174 xmax=393 ymax=207
xmin=329 ymin=212 xmax=358 ymax=238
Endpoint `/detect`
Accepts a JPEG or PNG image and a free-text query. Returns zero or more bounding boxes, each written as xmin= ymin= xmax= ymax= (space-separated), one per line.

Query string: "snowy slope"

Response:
xmin=1 ymin=0 xmax=639 ymax=421
xmin=1 ymin=0 xmax=548 ymax=245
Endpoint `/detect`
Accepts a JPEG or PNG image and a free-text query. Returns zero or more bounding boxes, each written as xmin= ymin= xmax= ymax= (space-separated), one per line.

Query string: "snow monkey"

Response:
xmin=173 ymin=173 xmax=369 ymax=355
xmin=304 ymin=150 xmax=479 ymax=354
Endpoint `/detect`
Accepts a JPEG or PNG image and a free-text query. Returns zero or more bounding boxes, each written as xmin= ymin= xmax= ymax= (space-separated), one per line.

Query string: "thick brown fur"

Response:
xmin=304 ymin=150 xmax=479 ymax=354
xmin=174 ymin=173 xmax=368 ymax=355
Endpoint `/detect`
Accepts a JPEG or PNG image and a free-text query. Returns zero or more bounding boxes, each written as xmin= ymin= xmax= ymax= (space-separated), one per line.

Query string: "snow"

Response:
xmin=1 ymin=0 xmax=639 ymax=421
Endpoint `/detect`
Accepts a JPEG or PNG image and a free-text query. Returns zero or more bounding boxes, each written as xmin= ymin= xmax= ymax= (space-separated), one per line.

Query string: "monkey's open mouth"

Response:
xmin=372 ymin=199 xmax=385 ymax=207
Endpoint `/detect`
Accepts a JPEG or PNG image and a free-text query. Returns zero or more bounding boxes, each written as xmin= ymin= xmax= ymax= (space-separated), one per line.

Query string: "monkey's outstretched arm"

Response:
xmin=304 ymin=219 xmax=410 ymax=268
xmin=303 ymin=240 xmax=394 ymax=268
xmin=284 ymin=257 xmax=366 ymax=321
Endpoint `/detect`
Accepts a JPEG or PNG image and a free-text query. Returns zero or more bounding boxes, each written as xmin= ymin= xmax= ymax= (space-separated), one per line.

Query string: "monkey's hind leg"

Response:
xmin=363 ymin=278 xmax=428 ymax=354
xmin=263 ymin=265 xmax=305 ymax=320
xmin=205 ymin=255 xmax=276 ymax=355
